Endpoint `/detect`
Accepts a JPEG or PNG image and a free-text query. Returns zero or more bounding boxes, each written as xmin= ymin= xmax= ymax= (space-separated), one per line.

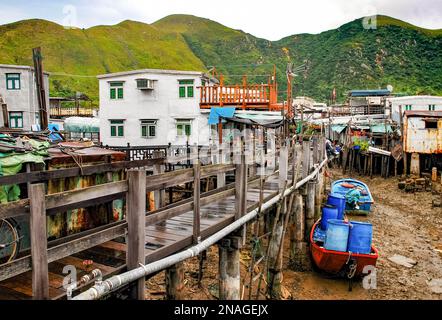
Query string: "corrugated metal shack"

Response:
xmin=403 ymin=111 xmax=442 ymax=175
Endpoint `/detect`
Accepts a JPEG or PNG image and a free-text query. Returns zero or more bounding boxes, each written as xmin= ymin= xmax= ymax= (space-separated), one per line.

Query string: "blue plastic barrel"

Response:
xmin=324 ymin=219 xmax=350 ymax=252
xmin=321 ymin=205 xmax=338 ymax=230
xmin=327 ymin=193 xmax=346 ymax=220
xmin=348 ymin=221 xmax=373 ymax=254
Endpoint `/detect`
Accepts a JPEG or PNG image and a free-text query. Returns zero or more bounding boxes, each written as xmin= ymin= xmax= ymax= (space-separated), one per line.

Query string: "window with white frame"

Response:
xmin=109 ymin=119 xmax=125 ymax=137
xmin=178 ymin=80 xmax=194 ymax=98
xmin=176 ymin=119 xmax=192 ymax=137
xmin=109 ymin=82 xmax=124 ymax=100
xmin=429 ymin=104 xmax=436 ymax=111
xmin=9 ymin=112 xmax=23 ymax=128
xmin=141 ymin=120 xmax=157 ymax=138
xmin=6 ymin=73 xmax=20 ymax=90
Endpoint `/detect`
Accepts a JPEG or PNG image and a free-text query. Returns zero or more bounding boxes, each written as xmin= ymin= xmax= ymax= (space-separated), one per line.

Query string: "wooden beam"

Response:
xmin=145 ymin=168 xmax=193 ymax=193
xmin=0 ymin=199 xmax=30 ymax=219
xmin=46 ymin=180 xmax=128 ymax=213
xmin=126 ymin=169 xmax=146 ymax=300
xmin=0 ymin=222 xmax=127 ymax=282
xmin=193 ymin=161 xmax=201 ymax=244
xmin=145 ymin=188 xmax=235 ymax=226
xmin=29 ymin=183 xmax=49 ymax=300
xmin=0 ymin=158 xmax=163 ymax=187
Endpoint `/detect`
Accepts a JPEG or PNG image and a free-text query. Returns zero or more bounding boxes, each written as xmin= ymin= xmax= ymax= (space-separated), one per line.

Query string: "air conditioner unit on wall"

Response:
xmin=136 ymin=78 xmax=154 ymax=90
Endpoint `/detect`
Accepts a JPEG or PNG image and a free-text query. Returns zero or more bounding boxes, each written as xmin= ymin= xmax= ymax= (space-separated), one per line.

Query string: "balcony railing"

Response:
xmin=199 ymin=84 xmax=281 ymax=111
xmin=50 ymin=107 xmax=98 ymax=118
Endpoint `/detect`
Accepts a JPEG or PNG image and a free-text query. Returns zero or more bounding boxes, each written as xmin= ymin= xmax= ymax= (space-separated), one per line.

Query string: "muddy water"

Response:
xmin=145 ymin=170 xmax=442 ymax=300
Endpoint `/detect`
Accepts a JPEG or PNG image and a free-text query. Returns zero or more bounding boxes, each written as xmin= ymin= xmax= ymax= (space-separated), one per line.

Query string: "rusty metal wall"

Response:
xmin=46 ymin=166 xmax=125 ymax=240
xmin=404 ymin=117 xmax=442 ymax=154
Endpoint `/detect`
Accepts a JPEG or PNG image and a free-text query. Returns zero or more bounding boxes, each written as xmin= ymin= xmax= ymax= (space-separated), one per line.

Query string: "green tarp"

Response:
xmin=370 ymin=123 xmax=393 ymax=134
xmin=0 ymin=139 xmax=49 ymax=203
xmin=331 ymin=124 xmax=347 ymax=134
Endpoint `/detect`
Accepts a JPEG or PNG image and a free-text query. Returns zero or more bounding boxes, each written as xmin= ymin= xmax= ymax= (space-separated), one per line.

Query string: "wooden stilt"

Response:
xmin=218 ymin=237 xmax=241 ymax=300
xmin=289 ymin=193 xmax=309 ymax=271
xmin=305 ymin=181 xmax=316 ymax=241
xmin=165 ymin=262 xmax=185 ymax=300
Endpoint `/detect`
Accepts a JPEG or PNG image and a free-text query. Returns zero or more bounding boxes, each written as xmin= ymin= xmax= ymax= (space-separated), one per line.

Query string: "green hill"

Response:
xmin=0 ymin=14 xmax=441 ymax=104
xmin=0 ymin=18 xmax=205 ymax=102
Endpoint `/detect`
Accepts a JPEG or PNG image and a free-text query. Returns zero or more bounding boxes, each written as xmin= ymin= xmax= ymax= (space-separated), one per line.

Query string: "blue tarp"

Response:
xmin=208 ymin=107 xmax=236 ymax=125
xmin=48 ymin=123 xmax=63 ymax=142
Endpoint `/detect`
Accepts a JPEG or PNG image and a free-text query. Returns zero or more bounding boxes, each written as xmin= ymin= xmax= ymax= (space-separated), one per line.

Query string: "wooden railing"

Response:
xmin=199 ymin=84 xmax=280 ymax=110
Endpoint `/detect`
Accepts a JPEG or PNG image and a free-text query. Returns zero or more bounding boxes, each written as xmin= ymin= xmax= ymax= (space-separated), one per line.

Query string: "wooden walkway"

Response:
xmin=0 ymin=169 xmax=287 ymax=300
xmin=0 ymin=135 xmax=327 ymax=300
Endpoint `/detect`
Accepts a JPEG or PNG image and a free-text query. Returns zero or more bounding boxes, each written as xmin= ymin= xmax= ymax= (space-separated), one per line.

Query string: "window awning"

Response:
xmin=370 ymin=124 xmax=393 ymax=134
xmin=331 ymin=124 xmax=347 ymax=134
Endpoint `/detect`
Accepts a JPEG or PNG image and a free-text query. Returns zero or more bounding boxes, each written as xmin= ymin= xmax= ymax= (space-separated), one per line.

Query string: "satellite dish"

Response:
xmin=387 ymin=85 xmax=393 ymax=92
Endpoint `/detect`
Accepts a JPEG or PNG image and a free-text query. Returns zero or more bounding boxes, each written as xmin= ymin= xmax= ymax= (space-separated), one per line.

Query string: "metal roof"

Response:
xmin=404 ymin=111 xmax=442 ymax=118
xmin=349 ymin=89 xmax=391 ymax=97
xmin=0 ymin=64 xmax=50 ymax=76
xmin=97 ymin=68 xmax=204 ymax=79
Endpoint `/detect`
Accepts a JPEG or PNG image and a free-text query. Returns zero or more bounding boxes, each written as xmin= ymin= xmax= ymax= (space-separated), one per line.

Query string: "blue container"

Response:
xmin=327 ymin=193 xmax=346 ymax=220
xmin=321 ymin=205 xmax=338 ymax=230
xmin=348 ymin=221 xmax=373 ymax=254
xmin=324 ymin=219 xmax=350 ymax=252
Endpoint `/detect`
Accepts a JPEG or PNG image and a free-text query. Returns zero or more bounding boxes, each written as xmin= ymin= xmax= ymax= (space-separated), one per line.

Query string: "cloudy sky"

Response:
xmin=0 ymin=0 xmax=441 ymax=40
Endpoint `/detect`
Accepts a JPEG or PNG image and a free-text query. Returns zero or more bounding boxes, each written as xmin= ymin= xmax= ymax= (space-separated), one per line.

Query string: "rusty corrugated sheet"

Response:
xmin=404 ymin=115 xmax=442 ymax=154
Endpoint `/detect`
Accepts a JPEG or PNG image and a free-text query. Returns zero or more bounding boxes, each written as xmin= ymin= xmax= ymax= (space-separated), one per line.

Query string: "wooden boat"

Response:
xmin=331 ymin=178 xmax=374 ymax=214
xmin=310 ymin=220 xmax=378 ymax=277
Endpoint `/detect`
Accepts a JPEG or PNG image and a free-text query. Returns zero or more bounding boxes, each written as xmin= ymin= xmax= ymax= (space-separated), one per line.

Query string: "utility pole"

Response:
xmin=32 ymin=47 xmax=48 ymax=130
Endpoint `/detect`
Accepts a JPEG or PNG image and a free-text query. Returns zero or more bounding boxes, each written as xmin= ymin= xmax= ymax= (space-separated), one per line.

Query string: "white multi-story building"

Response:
xmin=98 ymin=69 xmax=212 ymax=147
xmin=387 ymin=95 xmax=442 ymax=123
xmin=0 ymin=64 xmax=49 ymax=130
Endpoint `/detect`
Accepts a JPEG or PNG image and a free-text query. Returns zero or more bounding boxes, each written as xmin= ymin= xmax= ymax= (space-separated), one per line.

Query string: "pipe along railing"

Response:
xmin=72 ymin=157 xmax=328 ymax=300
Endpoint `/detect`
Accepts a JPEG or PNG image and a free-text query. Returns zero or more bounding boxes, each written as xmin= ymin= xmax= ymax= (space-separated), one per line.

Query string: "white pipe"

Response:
xmin=73 ymin=158 xmax=328 ymax=300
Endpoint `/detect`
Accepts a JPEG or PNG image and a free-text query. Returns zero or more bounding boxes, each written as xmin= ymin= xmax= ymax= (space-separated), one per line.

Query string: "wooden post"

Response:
xmin=218 ymin=237 xmax=241 ymax=300
xmin=235 ymin=146 xmax=247 ymax=241
xmin=153 ymin=151 xmax=165 ymax=210
xmin=29 ymin=183 xmax=49 ymax=300
xmin=1 ymin=101 xmax=9 ymax=128
xmin=312 ymin=136 xmax=318 ymax=165
xmin=193 ymin=160 xmax=201 ymax=244
xmin=289 ymin=192 xmax=309 ymax=271
xmin=314 ymin=176 xmax=323 ymax=221
xmin=267 ymin=198 xmax=286 ymax=299
xmin=32 ymin=47 xmax=49 ymax=129
xmin=279 ymin=146 xmax=288 ymax=189
xmin=217 ymin=149 xmax=226 ymax=188
xmin=165 ymin=262 xmax=185 ymax=300
xmin=126 ymin=169 xmax=146 ymax=300
xmin=305 ymin=181 xmax=316 ymax=241
xmin=301 ymin=140 xmax=310 ymax=196
xmin=403 ymin=152 xmax=408 ymax=176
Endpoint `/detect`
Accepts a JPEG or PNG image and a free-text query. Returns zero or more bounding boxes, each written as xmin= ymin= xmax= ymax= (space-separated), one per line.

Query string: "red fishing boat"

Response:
xmin=310 ymin=220 xmax=378 ymax=278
